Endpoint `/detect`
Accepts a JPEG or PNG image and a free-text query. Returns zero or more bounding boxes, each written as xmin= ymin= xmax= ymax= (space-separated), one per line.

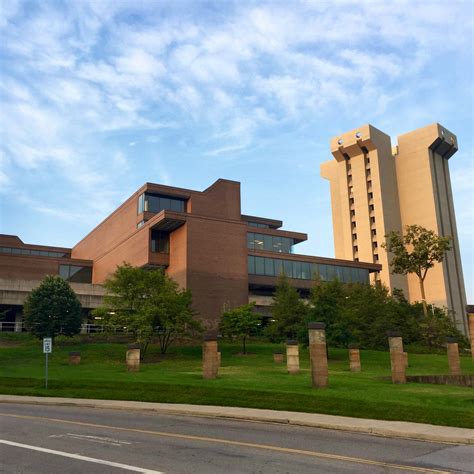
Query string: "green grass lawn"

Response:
xmin=0 ymin=336 xmax=473 ymax=428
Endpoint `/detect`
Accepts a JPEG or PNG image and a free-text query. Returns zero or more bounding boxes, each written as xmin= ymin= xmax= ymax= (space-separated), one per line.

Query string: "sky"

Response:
xmin=0 ymin=0 xmax=473 ymax=300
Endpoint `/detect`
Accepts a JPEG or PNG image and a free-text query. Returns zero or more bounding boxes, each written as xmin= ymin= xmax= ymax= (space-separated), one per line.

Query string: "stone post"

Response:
xmin=387 ymin=332 xmax=406 ymax=384
xmin=446 ymin=337 xmax=461 ymax=376
xmin=273 ymin=351 xmax=284 ymax=363
xmin=286 ymin=340 xmax=299 ymax=374
xmin=68 ymin=351 xmax=81 ymax=365
xmin=403 ymin=351 xmax=409 ymax=369
xmin=308 ymin=323 xmax=328 ymax=388
xmin=126 ymin=344 xmax=140 ymax=372
xmin=469 ymin=313 xmax=474 ymax=362
xmin=348 ymin=344 xmax=361 ymax=373
xmin=203 ymin=335 xmax=219 ymax=379
xmin=217 ymin=351 xmax=221 ymax=368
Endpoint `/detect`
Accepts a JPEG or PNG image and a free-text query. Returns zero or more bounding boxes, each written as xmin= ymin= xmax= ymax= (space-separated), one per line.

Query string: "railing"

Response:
xmin=0 ymin=322 xmax=106 ymax=333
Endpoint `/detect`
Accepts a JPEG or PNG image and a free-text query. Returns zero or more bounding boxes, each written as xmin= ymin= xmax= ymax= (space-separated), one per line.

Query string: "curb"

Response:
xmin=1 ymin=395 xmax=473 ymax=445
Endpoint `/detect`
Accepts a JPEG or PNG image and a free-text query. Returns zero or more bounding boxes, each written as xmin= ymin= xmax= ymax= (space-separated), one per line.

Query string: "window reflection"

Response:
xmin=247 ymin=233 xmax=294 ymax=254
xmin=247 ymin=255 xmax=370 ymax=284
xmin=59 ymin=265 xmax=92 ymax=283
xmin=138 ymin=192 xmax=185 ymax=214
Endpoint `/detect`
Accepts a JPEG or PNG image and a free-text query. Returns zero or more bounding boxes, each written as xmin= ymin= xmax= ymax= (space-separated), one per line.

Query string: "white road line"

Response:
xmin=0 ymin=439 xmax=163 ymax=473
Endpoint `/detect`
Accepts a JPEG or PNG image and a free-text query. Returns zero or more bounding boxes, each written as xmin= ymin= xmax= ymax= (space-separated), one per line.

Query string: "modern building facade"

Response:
xmin=321 ymin=123 xmax=468 ymax=335
xmin=0 ymin=179 xmax=380 ymax=330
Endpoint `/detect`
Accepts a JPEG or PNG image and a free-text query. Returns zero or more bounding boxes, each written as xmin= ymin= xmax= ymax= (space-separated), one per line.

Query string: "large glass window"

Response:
xmin=59 ymin=265 xmax=92 ymax=283
xmin=151 ymin=230 xmax=170 ymax=254
xmin=248 ymin=222 xmax=270 ymax=228
xmin=0 ymin=247 xmax=70 ymax=258
xmin=247 ymin=233 xmax=294 ymax=254
xmin=247 ymin=256 xmax=370 ymax=284
xmin=139 ymin=192 xmax=185 ymax=214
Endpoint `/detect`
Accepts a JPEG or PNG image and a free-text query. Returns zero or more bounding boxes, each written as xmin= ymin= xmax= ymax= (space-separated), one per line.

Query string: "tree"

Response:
xmin=382 ymin=225 xmax=452 ymax=318
xmin=220 ymin=303 xmax=261 ymax=354
xmin=266 ymin=275 xmax=308 ymax=341
xmin=23 ymin=275 xmax=82 ymax=339
xmin=302 ymin=279 xmax=349 ymax=346
xmin=95 ymin=264 xmax=201 ymax=357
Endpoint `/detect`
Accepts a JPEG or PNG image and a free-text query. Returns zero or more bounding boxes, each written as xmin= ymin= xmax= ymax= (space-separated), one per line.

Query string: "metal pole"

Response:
xmin=45 ymin=352 xmax=48 ymax=389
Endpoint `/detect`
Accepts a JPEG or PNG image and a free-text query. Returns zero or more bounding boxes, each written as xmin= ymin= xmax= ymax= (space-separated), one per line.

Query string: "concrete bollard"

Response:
xmin=273 ymin=351 xmax=284 ymax=363
xmin=203 ymin=335 xmax=219 ymax=379
xmin=387 ymin=332 xmax=406 ymax=384
xmin=446 ymin=337 xmax=461 ymax=376
xmin=126 ymin=344 xmax=140 ymax=372
xmin=403 ymin=351 xmax=409 ymax=369
xmin=308 ymin=323 xmax=328 ymax=388
xmin=469 ymin=314 xmax=474 ymax=362
xmin=348 ymin=344 xmax=361 ymax=373
xmin=286 ymin=340 xmax=299 ymax=374
xmin=68 ymin=351 xmax=81 ymax=365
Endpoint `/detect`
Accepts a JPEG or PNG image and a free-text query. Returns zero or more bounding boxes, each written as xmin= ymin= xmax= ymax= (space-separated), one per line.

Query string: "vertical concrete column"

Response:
xmin=14 ymin=312 xmax=22 ymax=333
xmin=387 ymin=332 xmax=406 ymax=384
xmin=308 ymin=323 xmax=328 ymax=388
xmin=286 ymin=340 xmax=299 ymax=374
xmin=126 ymin=344 xmax=140 ymax=372
xmin=68 ymin=351 xmax=81 ymax=365
xmin=446 ymin=337 xmax=461 ymax=376
xmin=469 ymin=314 xmax=474 ymax=362
xmin=348 ymin=343 xmax=361 ymax=372
xmin=203 ymin=335 xmax=219 ymax=379
xmin=273 ymin=351 xmax=284 ymax=363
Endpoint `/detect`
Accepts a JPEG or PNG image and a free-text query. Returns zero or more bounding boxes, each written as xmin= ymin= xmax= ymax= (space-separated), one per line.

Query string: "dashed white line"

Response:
xmin=0 ymin=439 xmax=163 ymax=473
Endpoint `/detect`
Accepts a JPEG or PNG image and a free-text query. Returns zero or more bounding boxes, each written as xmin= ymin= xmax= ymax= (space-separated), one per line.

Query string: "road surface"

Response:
xmin=0 ymin=403 xmax=472 ymax=473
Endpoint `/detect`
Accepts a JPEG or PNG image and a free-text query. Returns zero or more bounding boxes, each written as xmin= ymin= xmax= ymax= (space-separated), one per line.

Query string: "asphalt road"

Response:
xmin=0 ymin=403 xmax=472 ymax=473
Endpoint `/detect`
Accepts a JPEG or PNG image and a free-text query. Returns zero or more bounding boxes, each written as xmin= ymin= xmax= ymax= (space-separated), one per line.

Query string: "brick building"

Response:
xmin=0 ymin=178 xmax=380 ymax=331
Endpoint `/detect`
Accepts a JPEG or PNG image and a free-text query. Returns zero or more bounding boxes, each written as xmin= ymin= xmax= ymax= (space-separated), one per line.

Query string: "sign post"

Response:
xmin=43 ymin=337 xmax=52 ymax=389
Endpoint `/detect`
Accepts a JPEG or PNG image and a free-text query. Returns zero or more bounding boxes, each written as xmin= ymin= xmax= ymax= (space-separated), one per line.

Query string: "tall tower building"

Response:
xmin=321 ymin=123 xmax=468 ymax=335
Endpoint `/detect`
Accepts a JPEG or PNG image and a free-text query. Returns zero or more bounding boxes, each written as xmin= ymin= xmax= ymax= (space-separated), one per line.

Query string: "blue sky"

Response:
xmin=0 ymin=0 xmax=472 ymax=299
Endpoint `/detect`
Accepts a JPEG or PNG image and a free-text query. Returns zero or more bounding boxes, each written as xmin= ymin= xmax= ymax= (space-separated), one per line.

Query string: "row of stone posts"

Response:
xmin=74 ymin=324 xmax=465 ymax=377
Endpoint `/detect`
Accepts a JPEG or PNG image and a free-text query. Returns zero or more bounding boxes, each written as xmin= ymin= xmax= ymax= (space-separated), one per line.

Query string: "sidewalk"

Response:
xmin=1 ymin=394 xmax=473 ymax=445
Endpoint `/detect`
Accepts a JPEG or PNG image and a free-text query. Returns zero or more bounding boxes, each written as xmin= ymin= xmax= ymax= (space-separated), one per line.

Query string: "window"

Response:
xmin=372 ymin=229 xmax=377 ymax=236
xmin=264 ymin=257 xmax=274 ymax=276
xmin=151 ymin=230 xmax=170 ymax=253
xmin=248 ymin=256 xmax=255 ymax=274
xmin=247 ymin=233 xmax=255 ymax=250
xmin=59 ymin=265 xmax=92 ymax=283
xmin=247 ymin=256 xmax=371 ymax=285
xmin=248 ymin=221 xmax=270 ymax=228
xmin=138 ymin=193 xmax=145 ymax=214
xmin=255 ymin=256 xmax=265 ymax=275
xmin=369 ymin=204 xmax=375 ymax=211
xmin=247 ymin=233 xmax=293 ymax=254
xmin=0 ymin=247 xmax=69 ymax=258
xmin=263 ymin=234 xmax=273 ymax=251
xmin=140 ymin=192 xmax=185 ymax=214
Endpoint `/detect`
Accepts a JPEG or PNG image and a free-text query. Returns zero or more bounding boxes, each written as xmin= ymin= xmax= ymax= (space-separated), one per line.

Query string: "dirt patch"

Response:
xmin=0 ymin=340 xmax=22 ymax=348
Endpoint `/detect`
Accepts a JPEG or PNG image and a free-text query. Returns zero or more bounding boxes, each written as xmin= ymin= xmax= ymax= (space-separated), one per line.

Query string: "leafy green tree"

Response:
xmin=266 ymin=275 xmax=308 ymax=341
xmin=220 ymin=303 xmax=261 ymax=354
xmin=382 ymin=225 xmax=452 ymax=318
xmin=302 ymin=279 xmax=348 ymax=346
xmin=95 ymin=264 xmax=202 ymax=357
xmin=23 ymin=275 xmax=82 ymax=339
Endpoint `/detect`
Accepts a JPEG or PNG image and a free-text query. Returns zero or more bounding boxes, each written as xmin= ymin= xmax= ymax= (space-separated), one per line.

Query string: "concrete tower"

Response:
xmin=321 ymin=123 xmax=468 ymax=335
